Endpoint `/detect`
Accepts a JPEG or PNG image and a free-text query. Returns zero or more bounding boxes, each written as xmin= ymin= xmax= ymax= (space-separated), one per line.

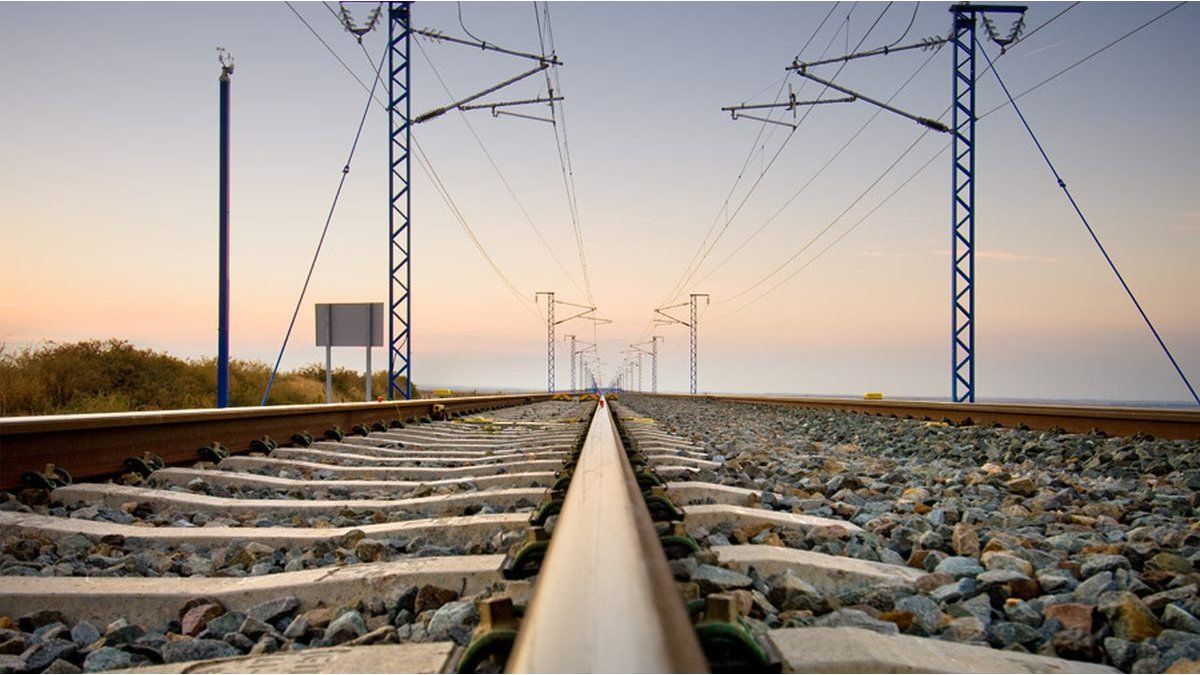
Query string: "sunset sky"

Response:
xmin=1 ymin=1 xmax=1198 ymax=403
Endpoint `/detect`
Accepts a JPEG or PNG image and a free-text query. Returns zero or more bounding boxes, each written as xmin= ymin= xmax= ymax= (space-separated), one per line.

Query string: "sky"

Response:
xmin=1 ymin=1 xmax=1198 ymax=403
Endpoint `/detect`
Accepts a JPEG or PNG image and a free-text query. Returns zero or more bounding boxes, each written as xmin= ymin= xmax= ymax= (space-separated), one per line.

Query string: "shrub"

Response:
xmin=0 ymin=340 xmax=418 ymax=416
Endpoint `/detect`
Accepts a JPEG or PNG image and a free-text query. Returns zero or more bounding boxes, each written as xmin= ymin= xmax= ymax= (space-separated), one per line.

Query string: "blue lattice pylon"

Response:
xmin=951 ymin=6 xmax=976 ymax=403
xmin=388 ymin=2 xmax=412 ymax=400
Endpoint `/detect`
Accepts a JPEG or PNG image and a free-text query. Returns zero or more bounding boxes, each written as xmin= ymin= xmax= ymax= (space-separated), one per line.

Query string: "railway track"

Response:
xmin=659 ymin=393 xmax=1200 ymax=440
xmin=3 ymin=394 xmax=1196 ymax=673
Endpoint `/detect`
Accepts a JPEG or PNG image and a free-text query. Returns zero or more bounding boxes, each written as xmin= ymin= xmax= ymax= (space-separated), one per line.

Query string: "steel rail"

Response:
xmin=507 ymin=398 xmax=707 ymax=673
xmin=0 ymin=394 xmax=547 ymax=490
xmin=644 ymin=393 xmax=1200 ymax=440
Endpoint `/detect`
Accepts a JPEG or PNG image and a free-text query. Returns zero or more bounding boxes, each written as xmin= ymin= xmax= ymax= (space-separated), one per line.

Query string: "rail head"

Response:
xmin=507 ymin=397 xmax=707 ymax=673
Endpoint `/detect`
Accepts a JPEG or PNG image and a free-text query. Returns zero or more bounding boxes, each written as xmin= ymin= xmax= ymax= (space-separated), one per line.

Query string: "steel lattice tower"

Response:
xmin=387 ymin=2 xmax=413 ymax=400
xmin=565 ymin=334 xmax=576 ymax=391
xmin=650 ymin=335 xmax=661 ymax=393
xmin=536 ymin=292 xmax=555 ymax=393
xmin=950 ymin=5 xmax=976 ymax=404
xmin=688 ymin=294 xmax=708 ymax=395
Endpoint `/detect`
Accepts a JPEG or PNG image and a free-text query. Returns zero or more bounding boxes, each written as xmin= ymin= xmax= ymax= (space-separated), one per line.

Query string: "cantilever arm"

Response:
xmin=793 ymin=69 xmax=948 ymax=133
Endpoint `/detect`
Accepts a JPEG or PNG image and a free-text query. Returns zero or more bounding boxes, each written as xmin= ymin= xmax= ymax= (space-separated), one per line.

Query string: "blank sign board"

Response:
xmin=315 ymin=303 xmax=383 ymax=347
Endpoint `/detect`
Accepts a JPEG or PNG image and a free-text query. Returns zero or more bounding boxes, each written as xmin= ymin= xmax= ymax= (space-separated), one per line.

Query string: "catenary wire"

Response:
xmin=979 ymin=35 xmax=1198 ymax=405
xmin=409 ymin=34 xmax=589 ymax=298
xmin=709 ymin=1 xmax=1081 ymax=309
xmin=663 ymin=3 xmax=894 ymax=306
xmin=260 ymin=46 xmax=387 ymax=405
xmin=658 ymin=1 xmax=1076 ymax=326
xmin=537 ymin=2 xmax=595 ymax=306
xmin=885 ymin=2 xmax=920 ymax=49
xmin=697 ymin=43 xmax=942 ymax=289
xmin=293 ymin=2 xmax=542 ymax=318
xmin=709 ymin=2 xmax=1173 ymax=322
xmin=654 ymin=2 xmax=844 ymax=317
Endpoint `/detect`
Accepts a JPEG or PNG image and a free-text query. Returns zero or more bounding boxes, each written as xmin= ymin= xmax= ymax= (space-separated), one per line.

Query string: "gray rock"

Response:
xmin=426 ymin=601 xmax=477 ymax=645
xmin=0 ymin=655 xmax=22 ymax=675
xmin=1164 ymin=604 xmax=1200 ymax=634
xmin=19 ymin=610 xmax=64 ymax=632
xmin=102 ymin=624 xmax=143 ymax=646
xmin=36 ymin=623 xmax=70 ymax=641
xmin=813 ymin=609 xmax=898 ymax=635
xmin=0 ymin=636 xmax=27 ymax=656
xmin=238 ymin=616 xmax=273 ymax=641
xmin=691 ymin=564 xmax=753 ymax=593
xmin=955 ymin=593 xmax=993 ymax=627
xmin=181 ymin=555 xmax=213 ymax=576
xmin=1158 ymin=628 xmax=1200 ymax=650
xmin=203 ymin=611 xmax=245 ymax=638
xmin=83 ymin=647 xmax=133 ymax=673
xmin=69 ymin=622 xmax=100 ymax=648
xmin=943 ymin=616 xmax=987 ymax=642
xmin=223 ymin=632 xmax=255 ymax=652
xmin=1079 ymin=554 xmax=1131 ymax=578
xmin=247 ymin=596 xmax=300 ymax=623
xmin=931 ymin=579 xmax=977 ymax=604
xmin=896 ymin=595 xmax=941 ymax=634
xmin=162 ymin=638 xmax=239 ymax=663
xmin=1073 ymin=571 xmax=1116 ymax=603
xmin=56 ymin=535 xmax=93 ymax=559
xmin=1003 ymin=599 xmax=1043 ymax=627
xmin=324 ymin=611 xmax=366 ymax=645
xmin=282 ymin=616 xmax=310 ymax=640
xmin=977 ymin=569 xmax=1030 ymax=587
xmin=42 ymin=659 xmax=81 ymax=674
xmin=989 ymin=621 xmax=1039 ymax=647
xmin=935 ymin=556 xmax=984 ymax=580
xmin=21 ymin=638 xmax=77 ymax=672
xmin=1104 ymin=637 xmax=1150 ymax=672
xmin=1144 ymin=587 xmax=1197 ymax=612
xmin=1036 ymin=571 xmax=1078 ymax=593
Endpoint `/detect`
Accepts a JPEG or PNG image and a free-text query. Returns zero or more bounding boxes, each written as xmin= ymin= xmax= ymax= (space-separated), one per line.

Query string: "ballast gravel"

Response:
xmin=0 ymin=584 xmax=492 ymax=673
xmin=618 ymin=395 xmax=1200 ymax=674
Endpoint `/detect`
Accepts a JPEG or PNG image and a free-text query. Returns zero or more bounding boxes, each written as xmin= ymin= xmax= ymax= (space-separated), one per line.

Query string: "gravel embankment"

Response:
xmin=0 ymin=584 xmax=489 ymax=673
xmin=621 ymin=395 xmax=1200 ymax=674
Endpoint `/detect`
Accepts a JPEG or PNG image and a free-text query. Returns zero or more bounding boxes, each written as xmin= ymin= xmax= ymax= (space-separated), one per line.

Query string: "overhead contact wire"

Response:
xmin=409 ymin=35 xmax=588 ymax=298
xmin=260 ymin=45 xmax=387 ymax=405
xmin=664 ymin=2 xmax=893 ymax=306
xmin=655 ymin=1 xmax=843 ymax=316
xmin=711 ymin=2 xmax=1172 ymax=322
xmin=979 ymin=36 xmax=1198 ymax=405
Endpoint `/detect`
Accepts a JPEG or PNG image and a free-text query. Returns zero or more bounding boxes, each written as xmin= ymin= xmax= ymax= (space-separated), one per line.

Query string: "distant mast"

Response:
xmin=217 ymin=48 xmax=233 ymax=409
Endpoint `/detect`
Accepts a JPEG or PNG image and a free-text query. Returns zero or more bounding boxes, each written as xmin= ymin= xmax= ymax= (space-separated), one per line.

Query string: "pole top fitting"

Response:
xmin=217 ymin=47 xmax=235 ymax=81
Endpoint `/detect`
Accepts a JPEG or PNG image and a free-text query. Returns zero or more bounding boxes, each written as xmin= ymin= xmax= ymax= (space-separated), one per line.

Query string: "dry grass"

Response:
xmin=0 ymin=340 xmax=416 ymax=417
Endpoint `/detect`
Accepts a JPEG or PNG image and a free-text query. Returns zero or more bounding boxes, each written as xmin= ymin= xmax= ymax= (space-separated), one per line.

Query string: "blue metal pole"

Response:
xmin=388 ymin=2 xmax=413 ymax=400
xmin=950 ymin=8 xmax=976 ymax=403
xmin=217 ymin=65 xmax=231 ymax=408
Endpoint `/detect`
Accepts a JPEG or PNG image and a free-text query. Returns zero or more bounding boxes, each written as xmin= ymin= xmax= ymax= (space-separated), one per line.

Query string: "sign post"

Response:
xmin=316 ymin=302 xmax=384 ymax=403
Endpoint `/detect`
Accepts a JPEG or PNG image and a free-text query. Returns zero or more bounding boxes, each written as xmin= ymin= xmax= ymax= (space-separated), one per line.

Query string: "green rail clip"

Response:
xmin=642 ymin=487 xmax=686 ymax=522
xmin=290 ymin=432 xmax=314 ymax=448
xmin=197 ymin=442 xmax=230 ymax=462
xmin=456 ymin=597 xmax=520 ymax=673
xmin=691 ymin=594 xmax=781 ymax=673
xmin=249 ymin=436 xmax=277 ymax=453
xmin=20 ymin=464 xmax=72 ymax=491
xmin=500 ymin=526 xmax=551 ymax=580
xmin=659 ymin=522 xmax=701 ymax=559
xmin=123 ymin=452 xmax=164 ymax=477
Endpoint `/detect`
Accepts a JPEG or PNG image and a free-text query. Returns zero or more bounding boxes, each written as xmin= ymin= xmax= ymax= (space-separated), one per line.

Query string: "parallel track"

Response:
xmin=0 ymin=394 xmax=549 ymax=491
xmin=653 ymin=393 xmax=1200 ymax=439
